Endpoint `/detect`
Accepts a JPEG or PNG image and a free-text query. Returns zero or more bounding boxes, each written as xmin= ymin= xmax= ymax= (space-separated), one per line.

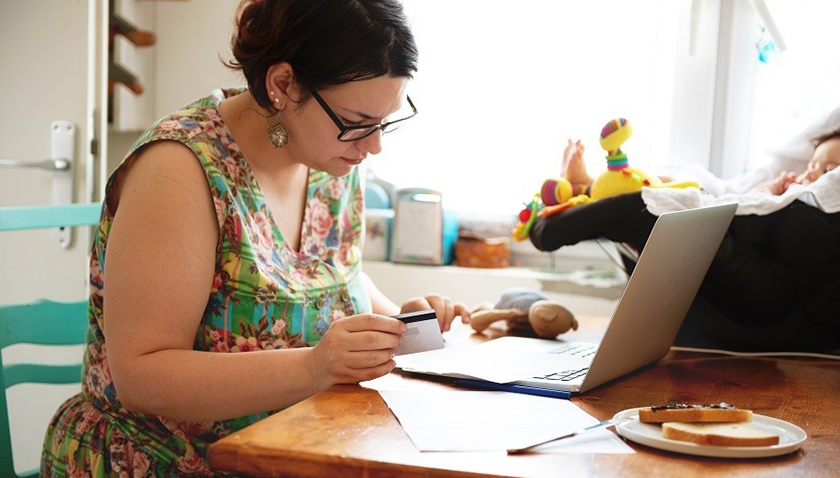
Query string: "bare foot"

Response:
xmin=750 ymin=171 xmax=797 ymax=195
xmin=562 ymin=139 xmax=592 ymax=185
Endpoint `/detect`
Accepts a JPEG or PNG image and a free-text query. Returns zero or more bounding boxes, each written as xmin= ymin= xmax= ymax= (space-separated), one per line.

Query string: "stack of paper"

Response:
xmin=363 ymin=376 xmax=634 ymax=454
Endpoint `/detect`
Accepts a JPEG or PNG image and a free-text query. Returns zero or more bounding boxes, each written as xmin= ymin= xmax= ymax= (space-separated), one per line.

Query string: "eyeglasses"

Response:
xmin=306 ymin=86 xmax=417 ymax=142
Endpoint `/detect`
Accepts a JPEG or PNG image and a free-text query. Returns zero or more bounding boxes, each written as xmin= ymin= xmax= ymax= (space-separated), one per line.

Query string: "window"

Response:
xmin=743 ymin=0 xmax=840 ymax=171
xmin=369 ymin=0 xmax=684 ymax=214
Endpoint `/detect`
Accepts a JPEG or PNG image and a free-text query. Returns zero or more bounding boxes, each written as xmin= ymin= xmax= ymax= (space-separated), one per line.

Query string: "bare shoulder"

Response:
xmin=110 ymin=141 xmax=211 ymax=213
xmin=107 ymin=140 xmax=219 ymax=270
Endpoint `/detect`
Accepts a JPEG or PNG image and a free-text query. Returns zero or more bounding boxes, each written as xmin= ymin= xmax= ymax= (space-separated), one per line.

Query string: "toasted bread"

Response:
xmin=639 ymin=403 xmax=752 ymax=423
xmin=662 ymin=422 xmax=780 ymax=447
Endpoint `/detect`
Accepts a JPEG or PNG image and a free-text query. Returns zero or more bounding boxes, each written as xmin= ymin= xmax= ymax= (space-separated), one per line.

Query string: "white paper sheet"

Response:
xmin=394 ymin=339 xmax=590 ymax=384
xmin=375 ymin=388 xmax=634 ymax=454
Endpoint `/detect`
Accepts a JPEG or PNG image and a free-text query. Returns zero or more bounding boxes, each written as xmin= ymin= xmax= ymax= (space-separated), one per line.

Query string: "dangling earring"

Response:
xmin=267 ymin=113 xmax=289 ymax=148
xmin=267 ymin=91 xmax=288 ymax=148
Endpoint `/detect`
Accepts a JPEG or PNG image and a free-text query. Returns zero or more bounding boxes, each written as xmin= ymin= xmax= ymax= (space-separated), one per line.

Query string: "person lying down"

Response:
xmin=562 ymin=128 xmax=839 ymax=196
xmin=560 ymin=108 xmax=840 ymax=216
xmin=739 ymin=127 xmax=840 ymax=195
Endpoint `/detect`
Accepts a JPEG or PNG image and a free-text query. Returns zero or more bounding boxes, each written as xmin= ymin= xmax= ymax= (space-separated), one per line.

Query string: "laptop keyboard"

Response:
xmin=547 ymin=343 xmax=597 ymax=359
xmin=534 ymin=367 xmax=589 ymax=382
xmin=528 ymin=343 xmax=597 ymax=382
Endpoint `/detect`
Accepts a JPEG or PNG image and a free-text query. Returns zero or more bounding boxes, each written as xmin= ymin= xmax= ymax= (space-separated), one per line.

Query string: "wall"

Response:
xmin=365 ymin=261 xmax=622 ymax=319
xmin=107 ymin=0 xmax=245 ymax=176
xmin=0 ymin=1 xmax=93 ymax=473
xmin=153 ymin=0 xmax=244 ymax=118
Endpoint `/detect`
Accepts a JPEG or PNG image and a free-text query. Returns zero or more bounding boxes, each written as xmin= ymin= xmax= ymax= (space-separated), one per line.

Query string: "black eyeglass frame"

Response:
xmin=305 ymin=86 xmax=417 ymax=142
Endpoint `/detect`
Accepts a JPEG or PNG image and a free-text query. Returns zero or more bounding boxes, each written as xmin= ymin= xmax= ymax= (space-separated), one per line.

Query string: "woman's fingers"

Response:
xmin=454 ymin=303 xmax=471 ymax=324
xmin=338 ymin=314 xmax=406 ymax=334
xmin=312 ymin=313 xmax=407 ymax=387
xmin=345 ymin=349 xmax=396 ymax=369
xmin=400 ymin=295 xmax=470 ymax=332
xmin=338 ymin=358 xmax=397 ymax=383
xmin=422 ymin=294 xmax=448 ymax=330
xmin=343 ymin=330 xmax=402 ymax=352
xmin=400 ymin=297 xmax=431 ymax=313
xmin=443 ymin=298 xmax=455 ymax=331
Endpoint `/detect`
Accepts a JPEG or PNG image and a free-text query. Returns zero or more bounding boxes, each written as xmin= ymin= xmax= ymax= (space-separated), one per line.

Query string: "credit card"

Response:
xmin=392 ymin=309 xmax=445 ymax=356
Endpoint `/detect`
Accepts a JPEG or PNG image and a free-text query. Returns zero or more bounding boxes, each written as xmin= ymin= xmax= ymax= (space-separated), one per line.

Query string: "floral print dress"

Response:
xmin=41 ymin=88 xmax=371 ymax=477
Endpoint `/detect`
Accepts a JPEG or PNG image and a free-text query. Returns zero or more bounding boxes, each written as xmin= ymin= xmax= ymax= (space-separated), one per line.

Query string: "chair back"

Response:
xmin=0 ymin=203 xmax=100 ymax=478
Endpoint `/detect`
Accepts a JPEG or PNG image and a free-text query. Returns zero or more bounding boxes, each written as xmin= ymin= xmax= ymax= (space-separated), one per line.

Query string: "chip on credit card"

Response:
xmin=392 ymin=309 xmax=445 ymax=356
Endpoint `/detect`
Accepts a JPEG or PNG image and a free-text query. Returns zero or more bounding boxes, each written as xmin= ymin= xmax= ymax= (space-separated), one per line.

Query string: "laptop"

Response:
xmin=401 ymin=203 xmax=737 ymax=393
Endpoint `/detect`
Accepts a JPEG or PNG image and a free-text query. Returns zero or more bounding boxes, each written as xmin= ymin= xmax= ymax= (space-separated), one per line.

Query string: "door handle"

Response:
xmin=1 ymin=120 xmax=77 ymax=248
xmin=0 ymin=158 xmax=71 ymax=171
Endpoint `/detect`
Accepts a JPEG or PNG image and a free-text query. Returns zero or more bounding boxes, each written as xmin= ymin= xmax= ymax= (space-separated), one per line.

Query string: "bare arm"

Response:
xmin=360 ymin=271 xmax=470 ymax=332
xmin=105 ymin=142 xmax=403 ymax=423
xmin=361 ymin=272 xmax=401 ymax=316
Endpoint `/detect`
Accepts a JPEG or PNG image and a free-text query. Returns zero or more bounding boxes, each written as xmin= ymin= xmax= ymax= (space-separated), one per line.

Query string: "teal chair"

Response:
xmin=0 ymin=203 xmax=100 ymax=478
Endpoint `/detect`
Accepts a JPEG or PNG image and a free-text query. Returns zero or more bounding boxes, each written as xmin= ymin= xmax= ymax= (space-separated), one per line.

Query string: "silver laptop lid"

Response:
xmin=578 ymin=203 xmax=737 ymax=393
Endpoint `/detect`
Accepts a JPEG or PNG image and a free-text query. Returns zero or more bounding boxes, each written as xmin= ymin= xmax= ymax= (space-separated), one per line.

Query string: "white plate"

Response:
xmin=612 ymin=407 xmax=807 ymax=458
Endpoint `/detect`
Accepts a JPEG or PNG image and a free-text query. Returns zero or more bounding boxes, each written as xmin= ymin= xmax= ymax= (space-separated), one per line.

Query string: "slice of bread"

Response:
xmin=662 ymin=422 xmax=780 ymax=447
xmin=639 ymin=403 xmax=752 ymax=423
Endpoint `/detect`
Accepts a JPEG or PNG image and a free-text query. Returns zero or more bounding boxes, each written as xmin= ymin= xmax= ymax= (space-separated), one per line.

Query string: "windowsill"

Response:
xmin=364 ymin=260 xmax=625 ymax=300
xmin=363 ymin=210 xmax=627 ymax=316
xmin=363 ymin=259 xmax=626 ymax=322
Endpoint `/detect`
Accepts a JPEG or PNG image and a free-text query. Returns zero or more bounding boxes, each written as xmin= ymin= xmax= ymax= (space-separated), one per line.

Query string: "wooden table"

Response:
xmin=208 ymin=316 xmax=840 ymax=478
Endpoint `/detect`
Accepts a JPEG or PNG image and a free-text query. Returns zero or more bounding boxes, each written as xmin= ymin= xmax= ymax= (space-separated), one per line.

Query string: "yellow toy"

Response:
xmin=514 ymin=118 xmax=700 ymax=241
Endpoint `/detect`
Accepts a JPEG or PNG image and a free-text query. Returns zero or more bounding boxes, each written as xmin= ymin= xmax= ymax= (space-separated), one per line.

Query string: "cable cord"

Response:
xmin=670 ymin=346 xmax=840 ymax=361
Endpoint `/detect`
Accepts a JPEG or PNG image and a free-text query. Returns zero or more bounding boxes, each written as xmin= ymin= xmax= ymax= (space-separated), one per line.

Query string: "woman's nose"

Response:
xmin=357 ymin=129 xmax=383 ymax=155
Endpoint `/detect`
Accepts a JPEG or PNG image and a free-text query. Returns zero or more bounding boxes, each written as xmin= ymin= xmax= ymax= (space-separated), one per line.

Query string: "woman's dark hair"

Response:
xmin=228 ymin=0 xmax=418 ymax=110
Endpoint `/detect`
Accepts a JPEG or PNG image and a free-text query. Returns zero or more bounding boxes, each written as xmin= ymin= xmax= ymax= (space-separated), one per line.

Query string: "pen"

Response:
xmin=453 ymin=379 xmax=572 ymax=400
xmin=507 ymin=418 xmax=621 ymax=454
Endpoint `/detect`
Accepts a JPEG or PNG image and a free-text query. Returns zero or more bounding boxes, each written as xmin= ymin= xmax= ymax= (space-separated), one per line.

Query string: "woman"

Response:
xmin=42 ymin=1 xmax=469 ymax=475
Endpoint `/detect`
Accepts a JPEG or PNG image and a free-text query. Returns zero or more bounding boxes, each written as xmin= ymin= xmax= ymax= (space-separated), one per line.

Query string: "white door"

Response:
xmin=0 ymin=1 xmax=95 ymax=473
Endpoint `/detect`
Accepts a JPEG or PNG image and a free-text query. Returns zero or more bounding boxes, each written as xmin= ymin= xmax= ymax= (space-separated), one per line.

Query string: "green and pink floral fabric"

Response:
xmin=42 ymin=88 xmax=370 ymax=477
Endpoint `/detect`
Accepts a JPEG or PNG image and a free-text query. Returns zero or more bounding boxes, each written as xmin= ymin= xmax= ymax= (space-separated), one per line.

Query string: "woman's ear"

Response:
xmin=264 ymin=62 xmax=301 ymax=109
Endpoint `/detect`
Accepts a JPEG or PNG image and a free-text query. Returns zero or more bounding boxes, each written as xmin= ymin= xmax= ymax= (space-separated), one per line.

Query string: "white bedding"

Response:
xmin=643 ymin=105 xmax=840 ymax=216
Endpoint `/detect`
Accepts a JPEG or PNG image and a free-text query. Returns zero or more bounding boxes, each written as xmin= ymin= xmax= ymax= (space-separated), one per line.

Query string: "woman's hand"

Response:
xmin=400 ymin=294 xmax=471 ymax=332
xmin=306 ymin=314 xmax=406 ymax=386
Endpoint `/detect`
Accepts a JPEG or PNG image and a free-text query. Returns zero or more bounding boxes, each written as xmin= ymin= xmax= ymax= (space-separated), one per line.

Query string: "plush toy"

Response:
xmin=470 ymin=288 xmax=578 ymax=339
xmin=513 ymin=118 xmax=701 ymax=241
